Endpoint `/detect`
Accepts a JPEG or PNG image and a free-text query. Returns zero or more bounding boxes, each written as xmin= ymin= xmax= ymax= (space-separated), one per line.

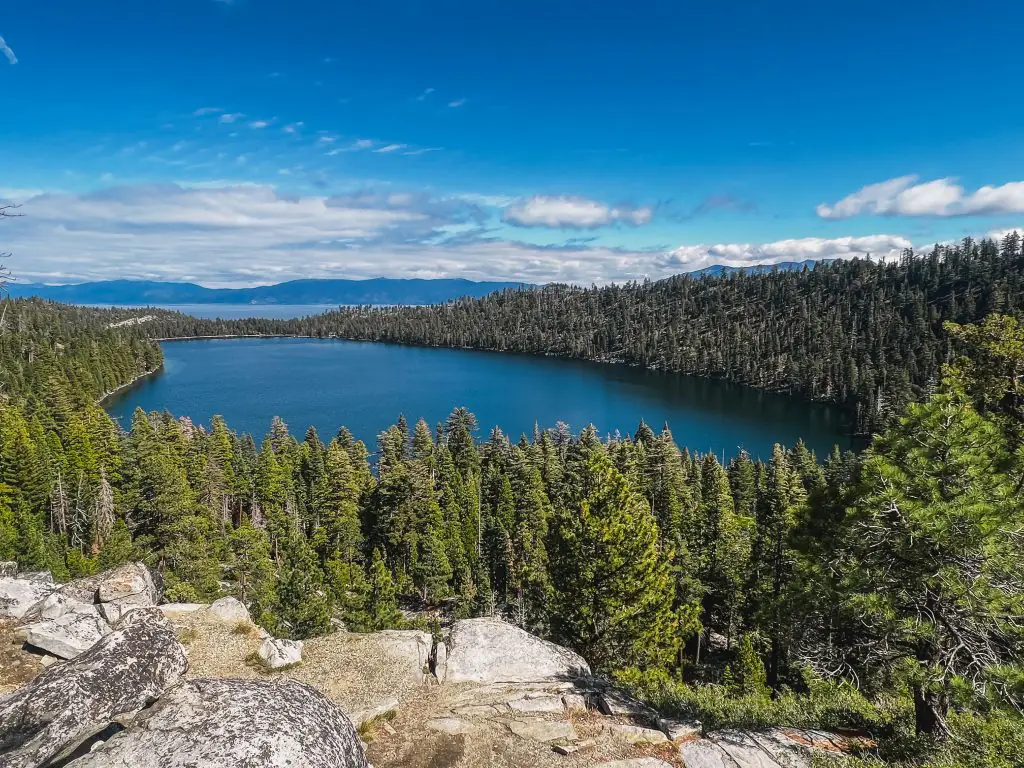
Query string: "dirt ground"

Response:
xmin=0 ymin=618 xmax=44 ymax=696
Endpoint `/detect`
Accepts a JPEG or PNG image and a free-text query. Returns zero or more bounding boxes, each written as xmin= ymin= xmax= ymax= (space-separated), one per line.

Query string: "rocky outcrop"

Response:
xmin=441 ymin=617 xmax=590 ymax=684
xmin=258 ymin=636 xmax=303 ymax=670
xmin=12 ymin=562 xmax=161 ymax=660
xmin=19 ymin=573 xmax=107 ymax=623
xmin=69 ymin=677 xmax=368 ymax=768
xmin=0 ymin=562 xmax=17 ymax=578
xmin=0 ymin=608 xmax=187 ymax=768
xmin=0 ymin=575 xmax=55 ymax=620
xmin=678 ymin=728 xmax=857 ymax=768
xmin=97 ymin=562 xmax=159 ymax=612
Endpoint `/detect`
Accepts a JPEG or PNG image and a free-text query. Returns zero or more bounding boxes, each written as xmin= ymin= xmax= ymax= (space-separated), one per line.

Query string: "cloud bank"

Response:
xmin=1 ymin=184 xmax=918 ymax=287
xmin=660 ymin=235 xmax=912 ymax=272
xmin=504 ymin=196 xmax=653 ymax=229
xmin=818 ymin=176 xmax=1024 ymax=218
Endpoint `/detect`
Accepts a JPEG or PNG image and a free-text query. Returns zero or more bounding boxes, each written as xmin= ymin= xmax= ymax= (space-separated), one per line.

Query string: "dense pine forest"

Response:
xmin=1 ymin=256 xmax=1023 ymax=764
xmin=137 ymin=234 xmax=1024 ymax=434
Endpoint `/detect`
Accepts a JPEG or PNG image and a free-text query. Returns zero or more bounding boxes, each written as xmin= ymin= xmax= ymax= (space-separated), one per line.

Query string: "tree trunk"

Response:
xmin=913 ymin=635 xmax=950 ymax=739
xmin=912 ymin=683 xmax=950 ymax=738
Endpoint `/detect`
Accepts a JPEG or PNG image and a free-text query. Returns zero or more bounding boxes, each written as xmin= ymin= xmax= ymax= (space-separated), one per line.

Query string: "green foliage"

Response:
xmin=273 ymin=535 xmax=333 ymax=640
xmin=365 ymin=548 xmax=402 ymax=630
xmin=548 ymin=448 xmax=687 ymax=671
xmin=97 ymin=519 xmax=139 ymax=570
xmin=615 ymin=666 xmax=888 ymax=734
xmin=842 ymin=326 xmax=1024 ymax=736
xmin=3 ymin=297 xmax=1023 ymax=768
xmin=729 ymin=634 xmax=769 ymax=697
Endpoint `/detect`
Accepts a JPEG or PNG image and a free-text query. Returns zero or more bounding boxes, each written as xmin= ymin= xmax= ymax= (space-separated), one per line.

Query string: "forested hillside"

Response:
xmin=137 ymin=235 xmax=1024 ymax=434
xmin=0 ymin=298 xmax=1021 ymax=766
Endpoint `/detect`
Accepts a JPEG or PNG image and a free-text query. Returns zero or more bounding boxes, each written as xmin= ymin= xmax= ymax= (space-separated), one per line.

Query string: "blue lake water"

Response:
xmin=104 ymin=337 xmax=855 ymax=459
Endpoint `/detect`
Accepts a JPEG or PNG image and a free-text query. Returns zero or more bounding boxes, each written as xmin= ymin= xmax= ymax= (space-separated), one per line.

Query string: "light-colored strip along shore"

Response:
xmin=96 ymin=366 xmax=162 ymax=405
xmin=106 ymin=315 xmax=156 ymax=329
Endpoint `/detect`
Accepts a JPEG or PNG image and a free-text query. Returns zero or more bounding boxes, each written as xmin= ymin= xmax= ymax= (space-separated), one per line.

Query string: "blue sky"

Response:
xmin=1 ymin=0 xmax=1023 ymax=286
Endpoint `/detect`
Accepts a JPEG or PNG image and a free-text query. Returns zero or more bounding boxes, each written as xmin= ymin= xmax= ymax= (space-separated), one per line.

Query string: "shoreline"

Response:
xmin=135 ymin=332 xmax=865 ymax=438
xmin=154 ymin=334 xmax=317 ymax=342
xmin=97 ymin=365 xmax=163 ymax=405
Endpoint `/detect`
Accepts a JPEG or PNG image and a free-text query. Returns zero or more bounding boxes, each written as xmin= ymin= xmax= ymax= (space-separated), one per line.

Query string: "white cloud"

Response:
xmin=219 ymin=113 xmax=244 ymax=124
xmin=415 ymin=88 xmax=435 ymax=101
xmin=2 ymin=184 xmax=932 ymax=287
xmin=660 ymin=235 xmax=912 ymax=272
xmin=0 ymin=188 xmax=45 ymax=202
xmin=818 ymin=176 xmax=1024 ymax=218
xmin=193 ymin=107 xmax=221 ymax=117
xmin=504 ymin=196 xmax=653 ymax=229
xmin=374 ymin=144 xmax=407 ymax=153
xmin=988 ymin=227 xmax=1024 ymax=241
xmin=448 ymin=98 xmax=467 ymax=108
xmin=282 ymin=122 xmax=304 ymax=134
xmin=249 ymin=120 xmax=270 ymax=129
xmin=0 ymin=35 xmax=17 ymax=65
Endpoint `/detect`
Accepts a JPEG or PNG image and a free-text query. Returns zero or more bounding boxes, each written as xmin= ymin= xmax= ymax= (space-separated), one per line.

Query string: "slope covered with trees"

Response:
xmin=0 ymin=295 xmax=1021 ymax=765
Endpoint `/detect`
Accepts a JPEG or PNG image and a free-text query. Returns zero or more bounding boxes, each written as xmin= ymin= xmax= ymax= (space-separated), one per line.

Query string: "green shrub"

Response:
xmin=614 ymin=667 xmax=885 ymax=733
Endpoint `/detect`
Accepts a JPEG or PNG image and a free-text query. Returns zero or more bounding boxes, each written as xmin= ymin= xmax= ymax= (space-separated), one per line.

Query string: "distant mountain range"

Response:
xmin=7 ymin=278 xmax=532 ymax=306
xmin=690 ymin=260 xmax=828 ymax=277
xmin=8 ymin=262 xmax=828 ymax=306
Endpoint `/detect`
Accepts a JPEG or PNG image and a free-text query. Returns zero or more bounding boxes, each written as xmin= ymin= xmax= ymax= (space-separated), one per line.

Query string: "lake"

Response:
xmin=104 ymin=337 xmax=855 ymax=459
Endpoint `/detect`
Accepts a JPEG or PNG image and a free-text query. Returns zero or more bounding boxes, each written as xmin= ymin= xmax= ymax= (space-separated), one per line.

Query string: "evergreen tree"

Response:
xmin=844 ymin=354 xmax=1024 ymax=737
xmin=366 ymin=548 xmax=401 ymax=629
xmin=275 ymin=534 xmax=333 ymax=639
xmin=549 ymin=450 xmax=686 ymax=671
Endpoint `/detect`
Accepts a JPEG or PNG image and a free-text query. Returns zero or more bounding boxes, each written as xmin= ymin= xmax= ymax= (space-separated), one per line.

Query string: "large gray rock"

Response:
xmin=208 ymin=596 xmax=250 ymax=622
xmin=678 ymin=738 xmax=733 ymax=768
xmin=365 ymin=629 xmax=434 ymax=684
xmin=680 ymin=729 xmax=820 ymax=768
xmin=97 ymin=562 xmax=159 ymax=607
xmin=20 ymin=605 xmax=111 ymax=659
xmin=0 ymin=577 xmax=56 ymax=620
xmin=69 ymin=677 xmax=368 ymax=768
xmin=19 ymin=572 xmax=107 ymax=624
xmin=158 ymin=602 xmax=209 ymax=619
xmin=608 ymin=724 xmax=668 ymax=745
xmin=506 ymin=719 xmax=578 ymax=743
xmin=442 ymin=617 xmax=590 ymax=683
xmin=27 ymin=590 xmax=94 ymax=621
xmin=0 ymin=608 xmax=187 ymax=768
xmin=258 ymin=636 xmax=303 ymax=670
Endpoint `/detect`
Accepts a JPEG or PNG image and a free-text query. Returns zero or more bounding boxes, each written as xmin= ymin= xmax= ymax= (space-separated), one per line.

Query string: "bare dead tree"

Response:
xmin=0 ymin=203 xmax=21 ymax=332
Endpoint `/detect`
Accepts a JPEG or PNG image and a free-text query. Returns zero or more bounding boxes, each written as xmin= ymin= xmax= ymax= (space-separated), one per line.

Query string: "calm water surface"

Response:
xmin=105 ymin=338 xmax=854 ymax=459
